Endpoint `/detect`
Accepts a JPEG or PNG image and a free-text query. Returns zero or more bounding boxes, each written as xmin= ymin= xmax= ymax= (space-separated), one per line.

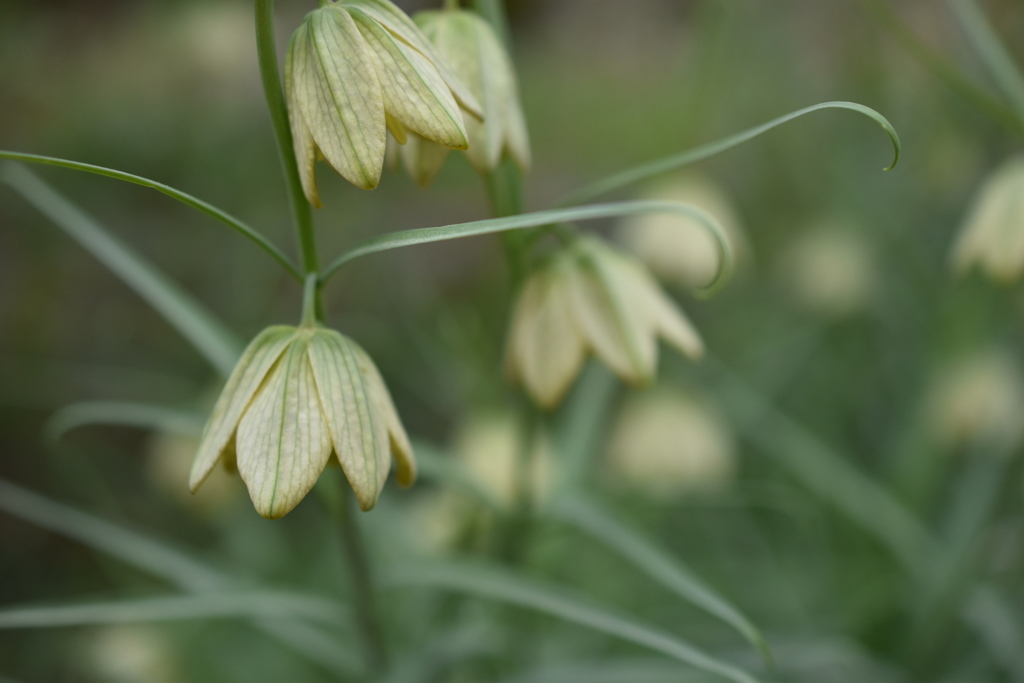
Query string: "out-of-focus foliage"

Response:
xmin=4 ymin=1 xmax=1024 ymax=682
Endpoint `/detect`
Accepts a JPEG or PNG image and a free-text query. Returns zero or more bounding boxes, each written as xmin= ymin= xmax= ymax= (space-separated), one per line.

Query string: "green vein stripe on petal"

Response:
xmin=308 ymin=330 xmax=389 ymax=511
xmin=350 ymin=9 xmax=468 ymax=150
xmin=190 ymin=326 xmax=296 ymax=492
xmin=237 ymin=334 xmax=333 ymax=519
xmin=344 ymin=0 xmax=482 ymax=118
xmin=349 ymin=339 xmax=416 ymax=488
xmin=306 ymin=7 xmax=386 ymax=190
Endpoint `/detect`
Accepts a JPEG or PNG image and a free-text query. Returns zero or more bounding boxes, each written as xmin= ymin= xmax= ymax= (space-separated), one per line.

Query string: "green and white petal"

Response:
xmin=349 ymin=8 xmax=468 ymax=151
xmin=626 ymin=265 xmax=705 ymax=359
xmin=343 ymin=0 xmax=483 ymax=118
xmin=302 ymin=7 xmax=386 ymax=190
xmin=190 ymin=326 xmax=297 ymax=493
xmin=569 ymin=243 xmax=657 ymax=385
xmin=286 ymin=26 xmax=322 ymax=208
xmin=475 ymin=14 xmax=528 ymax=171
xmin=236 ymin=334 xmax=333 ymax=519
xmin=510 ymin=266 xmax=587 ymax=408
xmin=399 ymin=132 xmax=451 ymax=187
xmin=307 ymin=330 xmax=390 ymax=511
xmin=349 ymin=339 xmax=416 ymax=488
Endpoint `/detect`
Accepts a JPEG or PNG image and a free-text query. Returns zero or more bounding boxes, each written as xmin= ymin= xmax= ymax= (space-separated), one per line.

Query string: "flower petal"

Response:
xmin=301 ymin=7 xmax=386 ymax=190
xmin=190 ymin=326 xmax=297 ymax=493
xmin=348 ymin=339 xmax=416 ymax=488
xmin=399 ymin=132 xmax=451 ymax=187
xmin=343 ymin=0 xmax=483 ymax=119
xmin=509 ymin=265 xmax=587 ymax=408
xmin=307 ymin=330 xmax=390 ymax=511
xmin=570 ymin=244 xmax=657 ymax=385
xmin=349 ymin=8 xmax=468 ymax=151
xmin=286 ymin=26 xmax=322 ymax=208
xmin=236 ymin=333 xmax=333 ymax=519
xmin=625 ymin=264 xmax=705 ymax=359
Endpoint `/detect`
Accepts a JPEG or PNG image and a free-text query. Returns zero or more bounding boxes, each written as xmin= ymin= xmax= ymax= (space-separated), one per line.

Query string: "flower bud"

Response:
xmin=777 ymin=223 xmax=874 ymax=317
xmin=506 ymin=237 xmax=704 ymax=408
xmin=952 ymin=157 xmax=1024 ymax=282
xmin=398 ymin=8 xmax=530 ymax=186
xmin=190 ymin=325 xmax=415 ymax=518
xmin=285 ymin=0 xmax=483 ymax=202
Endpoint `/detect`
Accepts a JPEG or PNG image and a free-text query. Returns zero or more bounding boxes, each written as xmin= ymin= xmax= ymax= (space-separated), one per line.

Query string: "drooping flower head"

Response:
xmin=190 ymin=325 xmax=414 ymax=518
xmin=285 ymin=0 xmax=483 ymax=202
xmin=952 ymin=156 xmax=1024 ymax=282
xmin=505 ymin=237 xmax=704 ymax=409
xmin=398 ymin=7 xmax=530 ymax=186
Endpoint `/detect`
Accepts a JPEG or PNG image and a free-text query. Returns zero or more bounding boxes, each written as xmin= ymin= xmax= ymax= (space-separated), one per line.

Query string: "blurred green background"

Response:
xmin=3 ymin=1 xmax=1024 ymax=681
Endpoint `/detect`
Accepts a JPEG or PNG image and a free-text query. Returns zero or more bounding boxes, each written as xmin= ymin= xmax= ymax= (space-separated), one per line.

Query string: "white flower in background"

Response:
xmin=506 ymin=237 xmax=704 ymax=409
xmin=285 ymin=0 xmax=482 ymax=200
xmin=952 ymin=157 xmax=1024 ymax=282
xmin=777 ymin=223 xmax=875 ymax=317
xmin=405 ymin=411 xmax=552 ymax=556
xmin=81 ymin=625 xmax=178 ymax=683
xmin=926 ymin=349 xmax=1024 ymax=453
xmin=454 ymin=411 xmax=553 ymax=510
xmin=617 ymin=174 xmax=747 ymax=289
xmin=190 ymin=325 xmax=415 ymax=518
xmin=606 ymin=389 xmax=736 ymax=499
xmin=147 ymin=432 xmax=241 ymax=516
xmin=399 ymin=7 xmax=531 ymax=186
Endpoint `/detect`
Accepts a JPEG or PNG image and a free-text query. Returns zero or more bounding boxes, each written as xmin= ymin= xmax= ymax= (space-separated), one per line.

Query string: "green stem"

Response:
xmin=300 ymin=273 xmax=319 ymax=326
xmin=947 ymin=0 xmax=1024 ymax=129
xmin=255 ymin=0 xmax=320 ymax=276
xmin=337 ymin=481 xmax=388 ymax=673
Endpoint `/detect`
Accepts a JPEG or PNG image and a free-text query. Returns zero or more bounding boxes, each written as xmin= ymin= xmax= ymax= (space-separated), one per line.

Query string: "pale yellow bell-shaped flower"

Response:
xmin=606 ymin=389 xmax=735 ymax=499
xmin=285 ymin=0 xmax=483 ymax=202
xmin=398 ymin=7 xmax=530 ymax=186
xmin=952 ymin=157 xmax=1024 ymax=282
xmin=505 ymin=237 xmax=704 ymax=409
xmin=190 ymin=325 xmax=415 ymax=518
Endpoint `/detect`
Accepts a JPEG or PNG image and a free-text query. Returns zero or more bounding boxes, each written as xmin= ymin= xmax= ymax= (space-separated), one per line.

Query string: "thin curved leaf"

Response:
xmin=321 ymin=200 xmax=732 ymax=292
xmin=0 ymin=154 xmax=300 ymax=280
xmin=947 ymin=0 xmax=1024 ymax=127
xmin=46 ymin=401 xmax=205 ymax=444
xmin=548 ymin=496 xmax=772 ymax=666
xmin=2 ymin=164 xmax=244 ymax=376
xmin=0 ymin=478 xmax=362 ymax=676
xmin=555 ymin=101 xmax=901 ymax=207
xmin=0 ymin=592 xmax=346 ymax=629
xmin=385 ymin=562 xmax=762 ymax=683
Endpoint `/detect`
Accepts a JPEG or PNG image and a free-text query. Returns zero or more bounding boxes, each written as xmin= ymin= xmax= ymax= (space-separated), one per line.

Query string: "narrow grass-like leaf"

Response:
xmin=0 ymin=592 xmax=346 ymax=629
xmin=46 ymin=401 xmax=205 ymax=444
xmin=0 ymin=478 xmax=362 ymax=676
xmin=947 ymin=0 xmax=1024 ymax=128
xmin=2 ymin=164 xmax=244 ymax=376
xmin=503 ymin=659 xmax=721 ymax=683
xmin=321 ymin=200 xmax=732 ymax=291
xmin=555 ymin=101 xmax=901 ymax=207
xmin=385 ymin=563 xmax=762 ymax=683
xmin=708 ymin=359 xmax=937 ymax=579
xmin=0 ymin=154 xmax=300 ymax=279
xmin=964 ymin=586 xmax=1024 ymax=683
xmin=0 ymin=478 xmax=223 ymax=590
xmin=548 ymin=496 xmax=771 ymax=666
